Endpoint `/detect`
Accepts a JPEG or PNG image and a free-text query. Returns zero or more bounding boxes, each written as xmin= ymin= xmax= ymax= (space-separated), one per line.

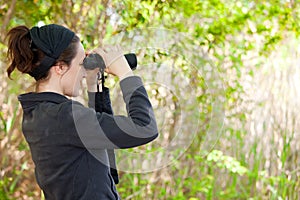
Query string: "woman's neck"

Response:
xmin=36 ymin=79 xmax=64 ymax=95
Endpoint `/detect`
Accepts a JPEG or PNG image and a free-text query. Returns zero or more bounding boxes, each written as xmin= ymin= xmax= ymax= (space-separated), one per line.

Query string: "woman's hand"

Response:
xmin=85 ymin=67 xmax=99 ymax=92
xmin=93 ymin=45 xmax=133 ymax=79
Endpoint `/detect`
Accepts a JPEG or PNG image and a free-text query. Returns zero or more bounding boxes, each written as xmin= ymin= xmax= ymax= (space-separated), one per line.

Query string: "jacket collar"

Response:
xmin=18 ymin=92 xmax=70 ymax=109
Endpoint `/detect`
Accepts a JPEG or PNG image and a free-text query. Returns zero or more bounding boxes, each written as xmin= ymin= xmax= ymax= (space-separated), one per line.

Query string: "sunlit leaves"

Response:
xmin=1 ymin=0 xmax=300 ymax=199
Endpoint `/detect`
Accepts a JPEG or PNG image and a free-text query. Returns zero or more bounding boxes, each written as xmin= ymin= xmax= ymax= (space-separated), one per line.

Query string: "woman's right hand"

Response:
xmin=93 ymin=45 xmax=133 ymax=79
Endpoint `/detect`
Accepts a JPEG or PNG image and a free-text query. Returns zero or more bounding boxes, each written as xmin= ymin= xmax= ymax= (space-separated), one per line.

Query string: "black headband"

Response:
xmin=28 ymin=24 xmax=75 ymax=80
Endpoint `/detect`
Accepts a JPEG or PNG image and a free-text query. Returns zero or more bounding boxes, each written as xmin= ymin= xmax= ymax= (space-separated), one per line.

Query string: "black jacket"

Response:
xmin=18 ymin=76 xmax=158 ymax=200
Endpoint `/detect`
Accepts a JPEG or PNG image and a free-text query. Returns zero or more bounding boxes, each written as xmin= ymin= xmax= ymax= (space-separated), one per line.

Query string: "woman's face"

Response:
xmin=61 ymin=42 xmax=86 ymax=97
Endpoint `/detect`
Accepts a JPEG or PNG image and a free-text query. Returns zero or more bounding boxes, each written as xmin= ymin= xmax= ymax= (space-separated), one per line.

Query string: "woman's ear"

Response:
xmin=53 ymin=62 xmax=69 ymax=76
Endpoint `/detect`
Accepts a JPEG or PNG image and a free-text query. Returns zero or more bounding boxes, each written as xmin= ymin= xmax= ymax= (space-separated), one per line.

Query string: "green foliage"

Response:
xmin=206 ymin=150 xmax=248 ymax=176
xmin=117 ymin=147 xmax=298 ymax=199
xmin=1 ymin=0 xmax=300 ymax=199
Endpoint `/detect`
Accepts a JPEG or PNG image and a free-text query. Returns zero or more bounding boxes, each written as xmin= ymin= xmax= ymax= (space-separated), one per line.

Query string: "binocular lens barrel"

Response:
xmin=83 ymin=53 xmax=137 ymax=71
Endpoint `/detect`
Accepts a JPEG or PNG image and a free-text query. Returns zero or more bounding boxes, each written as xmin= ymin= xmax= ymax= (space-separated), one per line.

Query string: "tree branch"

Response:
xmin=0 ymin=0 xmax=17 ymax=43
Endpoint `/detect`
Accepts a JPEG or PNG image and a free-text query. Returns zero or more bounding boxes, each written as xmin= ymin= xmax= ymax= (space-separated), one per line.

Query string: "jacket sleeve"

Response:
xmin=71 ymin=76 xmax=158 ymax=149
xmin=87 ymin=87 xmax=113 ymax=114
xmin=87 ymin=88 xmax=119 ymax=184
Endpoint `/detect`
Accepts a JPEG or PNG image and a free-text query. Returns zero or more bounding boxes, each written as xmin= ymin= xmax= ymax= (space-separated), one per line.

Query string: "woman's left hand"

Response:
xmin=85 ymin=67 xmax=99 ymax=92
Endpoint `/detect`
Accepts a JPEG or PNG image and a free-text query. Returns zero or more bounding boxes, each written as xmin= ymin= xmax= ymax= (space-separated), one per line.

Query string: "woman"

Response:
xmin=6 ymin=24 xmax=158 ymax=200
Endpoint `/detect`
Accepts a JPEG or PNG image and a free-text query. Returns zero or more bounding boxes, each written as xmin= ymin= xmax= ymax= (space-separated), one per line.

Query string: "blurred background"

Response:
xmin=1 ymin=0 xmax=300 ymax=199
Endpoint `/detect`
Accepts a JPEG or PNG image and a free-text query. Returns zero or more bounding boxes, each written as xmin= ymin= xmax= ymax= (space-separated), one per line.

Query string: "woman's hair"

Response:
xmin=6 ymin=25 xmax=80 ymax=80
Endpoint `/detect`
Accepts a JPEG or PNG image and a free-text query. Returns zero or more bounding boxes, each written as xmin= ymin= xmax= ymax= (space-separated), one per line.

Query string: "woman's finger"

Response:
xmin=93 ymin=47 xmax=106 ymax=57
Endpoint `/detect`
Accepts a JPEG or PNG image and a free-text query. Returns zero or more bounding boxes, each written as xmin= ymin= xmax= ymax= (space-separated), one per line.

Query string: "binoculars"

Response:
xmin=83 ymin=53 xmax=137 ymax=71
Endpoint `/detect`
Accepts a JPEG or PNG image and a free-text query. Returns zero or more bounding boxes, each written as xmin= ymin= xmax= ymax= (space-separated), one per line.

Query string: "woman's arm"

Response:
xmin=71 ymin=76 xmax=158 ymax=149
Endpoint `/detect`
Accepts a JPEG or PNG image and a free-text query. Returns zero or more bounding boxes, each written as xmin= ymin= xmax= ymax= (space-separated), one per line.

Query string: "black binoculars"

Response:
xmin=83 ymin=53 xmax=137 ymax=71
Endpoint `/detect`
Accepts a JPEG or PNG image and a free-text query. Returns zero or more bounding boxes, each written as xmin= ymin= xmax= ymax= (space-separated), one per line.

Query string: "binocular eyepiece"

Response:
xmin=82 ymin=53 xmax=137 ymax=71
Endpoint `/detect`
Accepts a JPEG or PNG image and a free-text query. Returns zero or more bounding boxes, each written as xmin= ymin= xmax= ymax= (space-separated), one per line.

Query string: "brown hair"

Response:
xmin=6 ymin=25 xmax=80 ymax=80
